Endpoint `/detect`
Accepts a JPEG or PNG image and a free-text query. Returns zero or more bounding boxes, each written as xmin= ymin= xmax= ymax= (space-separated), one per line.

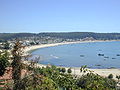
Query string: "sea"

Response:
xmin=31 ymin=41 xmax=120 ymax=69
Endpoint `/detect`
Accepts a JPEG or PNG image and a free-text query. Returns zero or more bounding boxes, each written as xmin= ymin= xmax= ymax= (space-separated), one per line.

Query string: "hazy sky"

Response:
xmin=0 ymin=0 xmax=120 ymax=33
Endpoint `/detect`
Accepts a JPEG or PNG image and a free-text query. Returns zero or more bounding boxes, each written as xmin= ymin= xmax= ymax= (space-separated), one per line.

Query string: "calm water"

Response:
xmin=31 ymin=41 xmax=120 ymax=69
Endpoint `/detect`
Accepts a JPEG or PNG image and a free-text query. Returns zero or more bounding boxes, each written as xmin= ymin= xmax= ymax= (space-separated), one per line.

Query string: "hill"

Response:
xmin=1 ymin=32 xmax=120 ymax=40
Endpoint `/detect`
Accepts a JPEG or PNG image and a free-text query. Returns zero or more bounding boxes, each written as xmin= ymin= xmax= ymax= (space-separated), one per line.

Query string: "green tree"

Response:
xmin=116 ymin=75 xmax=120 ymax=82
xmin=108 ymin=74 xmax=113 ymax=79
xmin=0 ymin=51 xmax=9 ymax=76
xmin=76 ymin=73 xmax=116 ymax=89
xmin=30 ymin=42 xmax=35 ymax=45
xmin=57 ymin=74 xmax=79 ymax=90
xmin=4 ymin=42 xmax=10 ymax=49
xmin=61 ymin=68 xmax=66 ymax=73
xmin=11 ymin=40 xmax=24 ymax=89
xmin=67 ymin=68 xmax=72 ymax=74
xmin=80 ymin=65 xmax=87 ymax=73
xmin=16 ymin=74 xmax=57 ymax=90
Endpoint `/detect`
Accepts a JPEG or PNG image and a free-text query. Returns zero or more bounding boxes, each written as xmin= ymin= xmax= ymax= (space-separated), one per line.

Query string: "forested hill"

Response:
xmin=38 ymin=32 xmax=120 ymax=40
xmin=0 ymin=33 xmax=37 ymax=40
xmin=1 ymin=32 xmax=120 ymax=40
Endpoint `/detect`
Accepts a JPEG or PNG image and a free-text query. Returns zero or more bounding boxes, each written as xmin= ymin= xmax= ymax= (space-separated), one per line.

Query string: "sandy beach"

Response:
xmin=24 ymin=40 xmax=120 ymax=80
xmin=24 ymin=40 xmax=119 ymax=53
xmin=24 ymin=40 xmax=94 ymax=53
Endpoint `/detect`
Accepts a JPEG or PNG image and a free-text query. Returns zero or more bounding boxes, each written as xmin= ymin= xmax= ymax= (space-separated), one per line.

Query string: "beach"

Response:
xmin=24 ymin=40 xmax=119 ymax=53
xmin=24 ymin=40 xmax=120 ymax=80
xmin=24 ymin=41 xmax=92 ymax=53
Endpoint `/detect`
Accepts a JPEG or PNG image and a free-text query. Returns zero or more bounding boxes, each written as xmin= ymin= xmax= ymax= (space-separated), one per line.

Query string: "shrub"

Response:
xmin=4 ymin=42 xmax=10 ymax=49
xmin=67 ymin=68 xmax=72 ymax=73
xmin=76 ymin=73 xmax=116 ymax=89
xmin=108 ymin=74 xmax=113 ymax=79
xmin=61 ymin=68 xmax=66 ymax=73
xmin=16 ymin=74 xmax=57 ymax=90
xmin=116 ymin=75 xmax=120 ymax=82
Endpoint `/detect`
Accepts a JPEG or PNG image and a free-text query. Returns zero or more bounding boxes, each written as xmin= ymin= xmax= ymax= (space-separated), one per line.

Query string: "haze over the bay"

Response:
xmin=0 ymin=0 xmax=120 ymax=33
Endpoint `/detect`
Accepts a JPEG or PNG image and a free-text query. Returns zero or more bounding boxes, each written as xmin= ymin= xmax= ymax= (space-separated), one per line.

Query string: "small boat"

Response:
xmin=104 ymin=56 xmax=109 ymax=58
xmin=116 ymin=54 xmax=120 ymax=56
xmin=95 ymin=64 xmax=101 ymax=66
xmin=98 ymin=54 xmax=104 ymax=56
xmin=112 ymin=58 xmax=116 ymax=59
xmin=80 ymin=55 xmax=84 ymax=57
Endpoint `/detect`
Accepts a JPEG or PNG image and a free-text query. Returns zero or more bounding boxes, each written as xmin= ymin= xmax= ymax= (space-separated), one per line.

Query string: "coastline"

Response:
xmin=24 ymin=40 xmax=92 ymax=53
xmin=24 ymin=40 xmax=120 ymax=53
xmin=24 ymin=40 xmax=120 ymax=80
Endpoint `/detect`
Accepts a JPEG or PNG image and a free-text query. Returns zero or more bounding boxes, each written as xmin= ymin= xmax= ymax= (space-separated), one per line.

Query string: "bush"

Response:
xmin=67 ymin=68 xmax=72 ymax=73
xmin=76 ymin=73 xmax=116 ymax=89
xmin=16 ymin=74 xmax=57 ymax=90
xmin=108 ymin=74 xmax=113 ymax=79
xmin=61 ymin=68 xmax=66 ymax=73
xmin=116 ymin=75 xmax=120 ymax=82
xmin=4 ymin=42 xmax=10 ymax=49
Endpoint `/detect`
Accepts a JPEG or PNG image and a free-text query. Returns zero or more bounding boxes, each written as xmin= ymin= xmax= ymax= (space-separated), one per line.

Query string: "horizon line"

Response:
xmin=0 ymin=32 xmax=120 ymax=34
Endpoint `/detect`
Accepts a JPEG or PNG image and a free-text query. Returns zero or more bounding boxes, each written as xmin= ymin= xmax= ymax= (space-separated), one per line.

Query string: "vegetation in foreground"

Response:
xmin=0 ymin=41 xmax=119 ymax=90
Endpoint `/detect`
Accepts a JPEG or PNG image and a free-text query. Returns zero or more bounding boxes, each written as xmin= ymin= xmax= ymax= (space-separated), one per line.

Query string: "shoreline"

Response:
xmin=24 ymin=40 xmax=120 ymax=80
xmin=24 ymin=40 xmax=120 ymax=53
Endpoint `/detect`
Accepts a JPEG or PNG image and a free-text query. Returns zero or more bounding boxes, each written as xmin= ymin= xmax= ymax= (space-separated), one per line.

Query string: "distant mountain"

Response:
xmin=0 ymin=33 xmax=36 ymax=40
xmin=38 ymin=32 xmax=120 ymax=40
xmin=1 ymin=32 xmax=120 ymax=40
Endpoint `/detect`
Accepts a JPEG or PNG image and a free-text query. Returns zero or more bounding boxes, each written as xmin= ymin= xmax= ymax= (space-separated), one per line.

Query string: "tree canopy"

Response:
xmin=0 ymin=51 xmax=9 ymax=76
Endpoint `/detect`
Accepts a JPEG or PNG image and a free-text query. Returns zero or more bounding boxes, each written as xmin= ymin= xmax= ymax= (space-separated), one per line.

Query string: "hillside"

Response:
xmin=1 ymin=32 xmax=120 ymax=40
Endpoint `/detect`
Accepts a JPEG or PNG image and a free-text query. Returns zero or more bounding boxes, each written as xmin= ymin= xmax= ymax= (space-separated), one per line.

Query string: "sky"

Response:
xmin=0 ymin=0 xmax=120 ymax=33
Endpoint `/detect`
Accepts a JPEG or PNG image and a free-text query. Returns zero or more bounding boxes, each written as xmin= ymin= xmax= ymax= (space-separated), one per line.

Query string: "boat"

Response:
xmin=98 ymin=54 xmax=104 ymax=56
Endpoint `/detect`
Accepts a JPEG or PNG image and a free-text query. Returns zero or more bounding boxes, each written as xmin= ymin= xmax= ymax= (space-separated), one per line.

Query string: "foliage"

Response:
xmin=0 ymin=51 xmax=9 ymax=76
xmin=61 ymin=68 xmax=66 ymax=73
xmin=15 ymin=74 xmax=57 ymax=90
xmin=11 ymin=40 xmax=24 ymax=89
xmin=80 ymin=65 xmax=88 ymax=73
xmin=108 ymin=74 xmax=113 ymax=79
xmin=35 ymin=66 xmax=80 ymax=90
xmin=1 ymin=32 xmax=120 ymax=40
xmin=4 ymin=40 xmax=117 ymax=90
xmin=116 ymin=75 xmax=120 ymax=82
xmin=30 ymin=42 xmax=35 ymax=45
xmin=56 ymin=74 xmax=79 ymax=90
xmin=76 ymin=73 xmax=116 ymax=90
xmin=34 ymin=65 xmax=116 ymax=90
xmin=38 ymin=32 xmax=120 ymax=40
xmin=4 ymin=42 xmax=10 ymax=49
xmin=67 ymin=68 xmax=72 ymax=74
xmin=0 ymin=33 xmax=36 ymax=40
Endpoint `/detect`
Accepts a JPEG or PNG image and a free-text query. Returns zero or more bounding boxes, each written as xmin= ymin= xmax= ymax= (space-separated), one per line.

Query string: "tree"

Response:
xmin=4 ymin=42 xmax=10 ymax=49
xmin=116 ymin=75 xmax=120 ymax=82
xmin=57 ymin=74 xmax=79 ymax=90
xmin=11 ymin=40 xmax=24 ymax=89
xmin=61 ymin=68 xmax=66 ymax=73
xmin=0 ymin=51 xmax=9 ymax=76
xmin=76 ymin=73 xmax=116 ymax=89
xmin=108 ymin=74 xmax=113 ymax=79
xmin=17 ymin=74 xmax=57 ymax=90
xmin=67 ymin=68 xmax=72 ymax=74
xmin=30 ymin=42 xmax=35 ymax=45
xmin=80 ymin=65 xmax=87 ymax=73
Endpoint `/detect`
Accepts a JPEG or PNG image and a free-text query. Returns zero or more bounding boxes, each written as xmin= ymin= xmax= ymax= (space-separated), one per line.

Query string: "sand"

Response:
xmin=24 ymin=40 xmax=120 ymax=80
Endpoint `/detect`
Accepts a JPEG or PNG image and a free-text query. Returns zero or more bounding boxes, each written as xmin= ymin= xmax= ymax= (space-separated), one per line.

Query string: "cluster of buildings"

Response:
xmin=0 ymin=36 xmax=95 ymax=50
